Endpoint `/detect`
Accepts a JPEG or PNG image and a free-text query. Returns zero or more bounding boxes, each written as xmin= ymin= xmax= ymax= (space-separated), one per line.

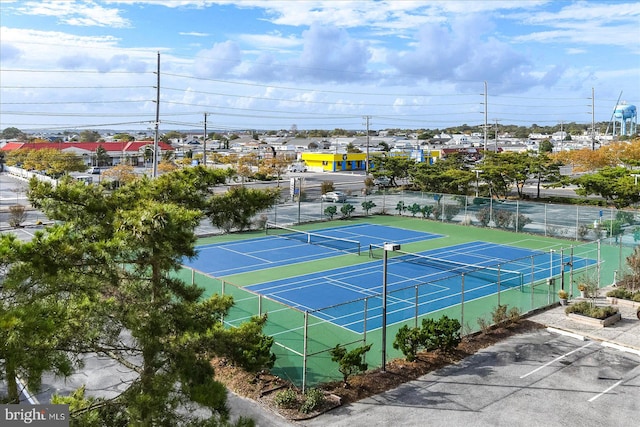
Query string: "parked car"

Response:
xmin=288 ymin=163 xmax=307 ymax=173
xmin=322 ymin=191 xmax=348 ymax=203
xmin=373 ymin=176 xmax=391 ymax=187
xmin=88 ymin=167 xmax=101 ymax=175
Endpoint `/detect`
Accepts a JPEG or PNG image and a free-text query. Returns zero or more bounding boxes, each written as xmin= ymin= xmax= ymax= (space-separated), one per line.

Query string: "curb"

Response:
xmin=546 ymin=326 xmax=640 ymax=356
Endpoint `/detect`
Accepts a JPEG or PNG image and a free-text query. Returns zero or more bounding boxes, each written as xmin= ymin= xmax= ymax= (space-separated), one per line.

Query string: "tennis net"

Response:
xmin=369 ymin=244 xmax=523 ymax=288
xmin=266 ymin=223 xmax=361 ymax=255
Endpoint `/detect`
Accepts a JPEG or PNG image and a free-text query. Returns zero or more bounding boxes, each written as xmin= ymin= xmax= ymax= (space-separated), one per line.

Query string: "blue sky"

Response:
xmin=1 ymin=0 xmax=639 ymax=133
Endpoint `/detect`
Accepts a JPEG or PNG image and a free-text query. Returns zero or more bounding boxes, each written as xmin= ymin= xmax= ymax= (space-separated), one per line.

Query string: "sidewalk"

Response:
xmin=527 ymin=291 xmax=640 ymax=355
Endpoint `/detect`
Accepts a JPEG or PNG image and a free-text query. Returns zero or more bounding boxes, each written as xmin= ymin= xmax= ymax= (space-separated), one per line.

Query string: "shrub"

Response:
xmin=476 ymin=207 xmax=490 ymax=227
xmin=422 ymin=315 xmax=461 ymax=352
xmin=324 ymin=205 xmax=337 ymax=220
xmin=494 ymin=209 xmax=513 ymax=229
xmin=340 ymin=203 xmax=355 ymax=219
xmin=606 ymin=288 xmax=640 ymax=302
xmin=8 ymin=204 xmax=27 ymax=228
xmin=514 ymin=214 xmax=532 ymax=231
xmin=329 ymin=344 xmax=372 ymax=385
xmin=393 ymin=315 xmax=462 ymax=361
xmin=361 ymin=200 xmax=376 ymax=215
xmin=320 ymin=180 xmax=335 ymax=194
xmin=407 ymin=203 xmax=422 ymax=217
xmin=393 ymin=325 xmax=424 ymax=362
xmin=577 ymin=224 xmax=590 ymax=240
xmin=274 ymin=389 xmax=299 ymax=409
xmin=432 ymin=204 xmax=443 ymax=220
xmin=420 ymin=205 xmax=433 ymax=219
xmin=443 ymin=204 xmax=460 ymax=220
xmin=507 ymin=307 xmax=522 ymax=324
xmin=300 ymin=388 xmax=325 ymax=414
xmin=565 ymin=301 xmax=618 ymax=319
xmin=491 ymin=304 xmax=508 ymax=325
xmin=476 ymin=316 xmax=491 ymax=334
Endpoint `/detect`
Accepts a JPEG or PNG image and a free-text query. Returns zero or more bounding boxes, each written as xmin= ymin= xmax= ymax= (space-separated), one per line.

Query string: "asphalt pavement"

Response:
xmin=298 ymin=292 xmax=640 ymax=427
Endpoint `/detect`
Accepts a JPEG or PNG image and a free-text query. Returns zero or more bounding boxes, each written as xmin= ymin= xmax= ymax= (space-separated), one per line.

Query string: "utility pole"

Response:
xmin=363 ymin=115 xmax=371 ymax=174
xmin=152 ymin=52 xmax=160 ymax=178
xmin=483 ymin=81 xmax=488 ymax=152
xmin=203 ymin=112 xmax=208 ymax=167
xmin=591 ymin=87 xmax=596 ymax=150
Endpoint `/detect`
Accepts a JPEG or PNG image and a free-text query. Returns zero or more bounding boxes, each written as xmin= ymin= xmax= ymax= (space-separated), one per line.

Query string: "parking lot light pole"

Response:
xmin=472 ymin=169 xmax=483 ymax=198
xmin=381 ymin=242 xmax=400 ymax=372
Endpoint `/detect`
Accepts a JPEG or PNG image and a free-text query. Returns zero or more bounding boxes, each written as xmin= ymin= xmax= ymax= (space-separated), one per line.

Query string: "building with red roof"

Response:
xmin=0 ymin=141 xmax=174 ymax=166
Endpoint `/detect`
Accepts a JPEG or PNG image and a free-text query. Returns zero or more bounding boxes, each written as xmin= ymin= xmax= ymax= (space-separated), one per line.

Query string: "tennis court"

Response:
xmin=246 ymin=240 xmax=596 ymax=333
xmin=184 ymin=223 xmax=442 ymax=276
xmin=180 ymin=216 xmax=605 ymax=388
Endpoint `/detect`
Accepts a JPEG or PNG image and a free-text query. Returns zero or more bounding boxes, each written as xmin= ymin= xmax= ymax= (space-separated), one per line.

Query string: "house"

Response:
xmin=0 ymin=141 xmax=174 ymax=166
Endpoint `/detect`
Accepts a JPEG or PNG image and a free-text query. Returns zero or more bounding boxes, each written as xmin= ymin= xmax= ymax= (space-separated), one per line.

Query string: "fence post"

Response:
xmin=497 ymin=264 xmax=501 ymax=306
xmin=575 ymin=205 xmax=579 ymax=241
xmin=415 ymin=285 xmax=419 ymax=328
xmin=302 ymin=311 xmax=308 ymax=393
xmin=597 ymin=240 xmax=602 ymax=289
xmin=363 ymin=297 xmax=368 ymax=343
xmin=531 ymin=255 xmax=535 ymax=310
xmin=460 ymin=273 xmax=465 ymax=331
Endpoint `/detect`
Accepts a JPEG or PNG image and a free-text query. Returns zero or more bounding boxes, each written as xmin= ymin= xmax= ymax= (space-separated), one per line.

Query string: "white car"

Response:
xmin=288 ymin=163 xmax=307 ymax=173
xmin=322 ymin=191 xmax=348 ymax=203
xmin=373 ymin=176 xmax=391 ymax=187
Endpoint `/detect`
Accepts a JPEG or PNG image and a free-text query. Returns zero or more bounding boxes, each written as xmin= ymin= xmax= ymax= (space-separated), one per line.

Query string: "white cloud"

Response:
xmin=193 ymin=41 xmax=242 ymax=78
xmin=237 ymin=32 xmax=301 ymax=52
xmin=179 ymin=32 xmax=210 ymax=37
xmin=13 ymin=1 xmax=131 ymax=28
xmin=286 ymin=23 xmax=372 ymax=82
xmin=0 ymin=43 xmax=22 ymax=62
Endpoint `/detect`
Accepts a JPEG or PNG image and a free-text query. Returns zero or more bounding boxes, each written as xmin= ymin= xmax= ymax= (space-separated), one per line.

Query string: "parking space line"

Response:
xmin=520 ymin=341 xmax=594 ymax=379
xmin=588 ymin=380 xmax=623 ymax=402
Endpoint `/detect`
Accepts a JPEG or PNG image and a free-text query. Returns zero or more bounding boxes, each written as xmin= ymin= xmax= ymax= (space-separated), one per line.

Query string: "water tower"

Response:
xmin=613 ymin=103 xmax=637 ymax=136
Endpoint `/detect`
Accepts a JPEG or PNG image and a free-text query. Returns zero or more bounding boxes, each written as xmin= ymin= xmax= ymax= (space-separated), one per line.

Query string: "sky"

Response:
xmin=1 ymin=0 xmax=639 ymax=134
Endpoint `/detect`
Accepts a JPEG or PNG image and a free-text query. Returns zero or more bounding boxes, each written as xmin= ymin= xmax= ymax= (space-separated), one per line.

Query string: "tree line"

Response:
xmin=1 ymin=167 xmax=280 ymax=426
xmin=371 ymin=138 xmax=640 ymax=208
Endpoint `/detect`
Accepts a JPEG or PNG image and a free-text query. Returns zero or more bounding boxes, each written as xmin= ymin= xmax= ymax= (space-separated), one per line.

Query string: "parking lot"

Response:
xmin=302 ymin=329 xmax=640 ymax=427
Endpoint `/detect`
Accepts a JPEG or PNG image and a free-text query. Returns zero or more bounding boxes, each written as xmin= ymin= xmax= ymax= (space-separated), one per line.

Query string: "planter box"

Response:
xmin=606 ymin=297 xmax=640 ymax=310
xmin=567 ymin=312 xmax=622 ymax=328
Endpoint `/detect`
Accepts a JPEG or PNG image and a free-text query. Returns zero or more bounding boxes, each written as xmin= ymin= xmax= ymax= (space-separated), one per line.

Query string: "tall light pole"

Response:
xmin=203 ymin=112 xmax=208 ymax=167
xmin=363 ymin=115 xmax=371 ymax=174
xmin=483 ymin=81 xmax=488 ymax=152
xmin=591 ymin=87 xmax=596 ymax=150
xmin=472 ymin=169 xmax=483 ymax=198
xmin=381 ymin=242 xmax=400 ymax=372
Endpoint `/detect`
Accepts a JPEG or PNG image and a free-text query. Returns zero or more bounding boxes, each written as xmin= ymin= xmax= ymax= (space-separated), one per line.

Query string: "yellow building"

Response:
xmin=300 ymin=152 xmax=367 ymax=172
xmin=300 ymin=149 xmax=440 ymax=172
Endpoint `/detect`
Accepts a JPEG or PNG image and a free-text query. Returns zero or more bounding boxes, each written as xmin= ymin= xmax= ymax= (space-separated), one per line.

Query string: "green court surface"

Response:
xmin=178 ymin=215 xmax=630 ymax=389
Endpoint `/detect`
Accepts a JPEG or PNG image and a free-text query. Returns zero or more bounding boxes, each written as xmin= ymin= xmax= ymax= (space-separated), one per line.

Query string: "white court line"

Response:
xmin=220 ymin=245 xmax=272 ymax=263
xmin=519 ymin=341 xmax=594 ymax=379
xmin=588 ymin=380 xmax=623 ymax=402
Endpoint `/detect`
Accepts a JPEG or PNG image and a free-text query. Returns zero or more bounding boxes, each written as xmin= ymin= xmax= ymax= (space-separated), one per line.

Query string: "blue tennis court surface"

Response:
xmin=247 ymin=241 xmax=597 ymax=333
xmin=184 ymin=224 xmax=442 ymax=276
